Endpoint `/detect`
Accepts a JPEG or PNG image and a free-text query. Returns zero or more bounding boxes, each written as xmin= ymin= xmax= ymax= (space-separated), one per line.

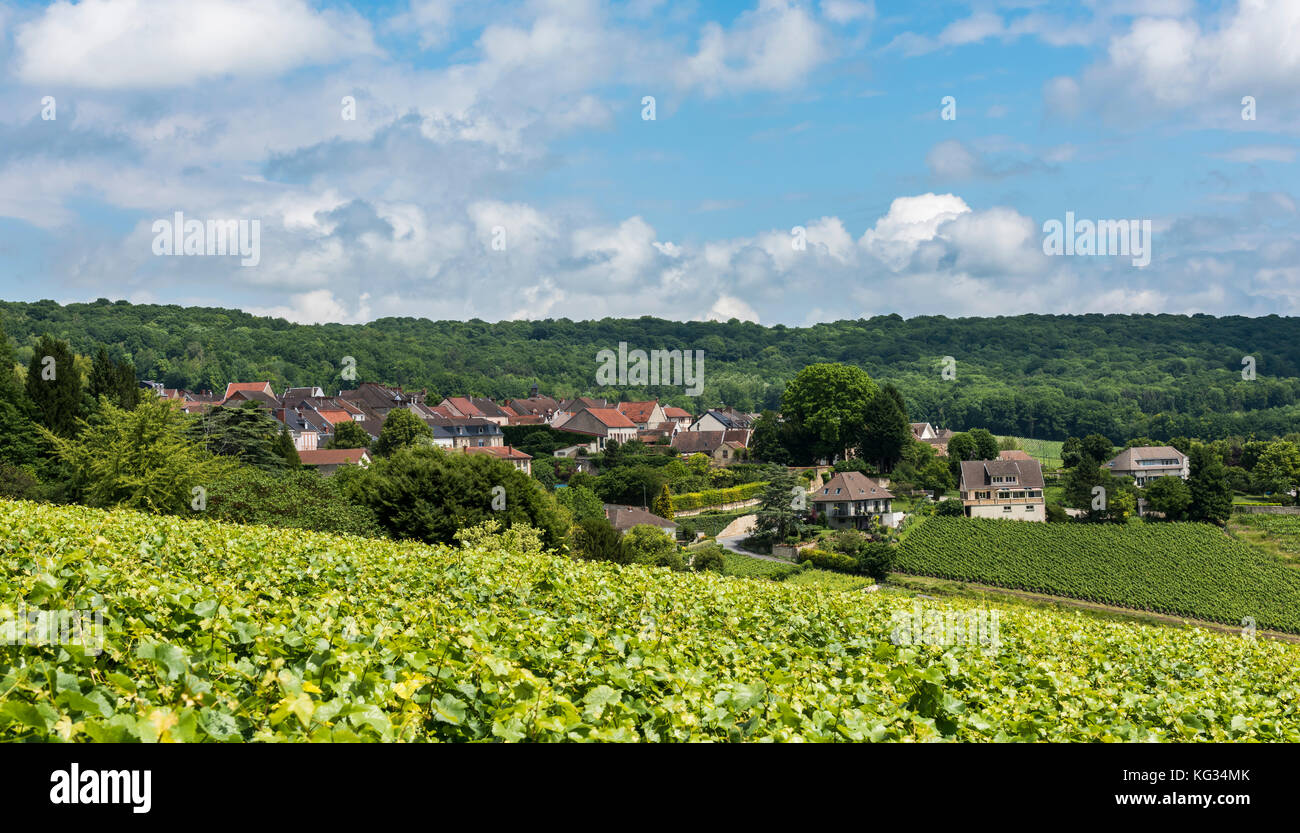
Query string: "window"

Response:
xmin=1003 ymin=506 xmax=1012 ymax=512
xmin=1025 ymin=506 xmax=1034 ymax=512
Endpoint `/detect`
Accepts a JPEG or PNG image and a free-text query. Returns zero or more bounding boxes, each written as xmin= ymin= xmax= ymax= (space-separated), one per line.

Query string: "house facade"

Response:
xmin=958 ymin=459 xmax=1046 ymax=522
xmin=810 ymin=471 xmax=895 ymax=530
xmin=617 ymin=400 xmax=668 ymax=431
xmin=556 ymin=408 xmax=638 ymax=451
xmin=463 ymin=445 xmax=532 ymax=475
xmin=1104 ymin=446 xmax=1190 ymax=486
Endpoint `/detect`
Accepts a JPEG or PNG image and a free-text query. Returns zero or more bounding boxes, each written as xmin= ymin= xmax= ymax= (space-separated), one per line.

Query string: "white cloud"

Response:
xmin=1210 ymin=145 xmax=1297 ymax=163
xmin=706 ymin=294 xmax=760 ymax=323
xmin=677 ymin=0 xmax=830 ymax=95
xmin=821 ymin=0 xmax=874 ymax=25
xmin=16 ymin=0 xmax=379 ymax=89
xmin=860 ymin=193 xmax=971 ymax=269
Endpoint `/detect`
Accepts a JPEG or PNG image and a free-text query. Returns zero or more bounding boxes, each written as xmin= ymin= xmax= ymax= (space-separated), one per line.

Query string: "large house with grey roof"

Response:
xmin=1103 ymin=446 xmax=1189 ymax=487
xmin=810 ymin=471 xmax=896 ymax=529
xmin=958 ymin=458 xmax=1046 ymax=522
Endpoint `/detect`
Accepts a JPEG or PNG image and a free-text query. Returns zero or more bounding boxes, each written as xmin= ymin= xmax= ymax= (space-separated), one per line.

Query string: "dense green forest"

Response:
xmin=3 ymin=298 xmax=1299 ymax=441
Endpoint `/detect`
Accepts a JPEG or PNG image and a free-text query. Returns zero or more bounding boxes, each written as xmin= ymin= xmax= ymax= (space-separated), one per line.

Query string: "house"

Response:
xmin=1104 ymin=446 xmax=1190 ymax=487
xmin=504 ymin=392 xmax=562 ymax=421
xmin=958 ymin=459 xmax=1046 ymax=522
xmin=462 ymin=445 xmax=532 ymax=475
xmin=551 ymin=397 xmax=615 ymax=428
xmin=337 ymin=383 xmax=428 ymax=439
xmin=220 ymin=381 xmax=281 ymax=409
xmin=555 ymin=408 xmax=638 ymax=451
xmin=617 ymin=400 xmax=668 ymax=431
xmin=662 ymin=406 xmax=693 ymax=430
xmin=671 ymin=429 xmax=750 ymax=464
xmin=222 ymin=381 xmax=277 ymax=403
xmin=298 ymin=448 xmax=371 ymax=475
xmin=810 ymin=471 xmax=896 ymax=530
xmin=688 ymin=408 xmax=755 ymax=433
xmin=911 ymin=422 xmax=955 ymax=456
xmin=424 ymin=416 xmax=505 ymax=448
xmin=603 ymin=504 xmax=677 ymax=537
xmin=998 ymin=449 xmax=1034 ymax=461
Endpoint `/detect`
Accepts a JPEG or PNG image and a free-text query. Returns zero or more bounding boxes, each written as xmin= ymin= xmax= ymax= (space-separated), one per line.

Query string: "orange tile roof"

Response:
xmin=584 ymin=408 xmax=637 ymax=429
xmin=463 ymin=445 xmax=532 ymax=460
xmin=663 ymin=406 xmax=692 ymax=419
xmin=617 ymin=400 xmax=660 ymax=423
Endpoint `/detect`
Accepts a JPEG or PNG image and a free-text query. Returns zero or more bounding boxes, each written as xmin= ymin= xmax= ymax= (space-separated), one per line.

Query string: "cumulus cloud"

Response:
xmin=1045 ymin=0 xmax=1300 ymax=124
xmin=15 ymin=0 xmax=379 ymax=88
xmin=677 ymin=0 xmax=830 ymax=95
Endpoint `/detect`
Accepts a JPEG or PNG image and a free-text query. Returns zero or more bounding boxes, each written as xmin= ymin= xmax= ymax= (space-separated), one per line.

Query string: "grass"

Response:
xmin=1229 ymin=513 xmax=1300 ymax=568
xmin=1001 ymin=437 xmax=1064 ymax=469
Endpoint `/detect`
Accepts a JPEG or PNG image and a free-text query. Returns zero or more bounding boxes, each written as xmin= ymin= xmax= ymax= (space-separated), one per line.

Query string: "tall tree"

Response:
xmin=327 ymin=420 xmax=371 ymax=449
xmin=1253 ymin=440 xmax=1300 ymax=504
xmin=40 ymin=398 xmax=232 ymax=513
xmin=753 ymin=467 xmax=804 ymax=545
xmin=859 ymin=384 xmax=911 ymax=471
xmin=373 ymin=408 xmax=433 ymax=457
xmin=188 ymin=403 xmax=286 ymax=471
xmin=274 ymin=425 xmax=301 ymax=468
xmin=780 ymin=363 xmax=879 ymax=463
xmin=652 ymin=483 xmax=674 ymax=520
xmin=0 ymin=328 xmax=40 ymax=467
xmin=89 ymin=346 xmax=141 ymax=410
xmin=1186 ymin=443 xmax=1232 ymax=526
xmin=25 ymin=334 xmax=82 ymax=437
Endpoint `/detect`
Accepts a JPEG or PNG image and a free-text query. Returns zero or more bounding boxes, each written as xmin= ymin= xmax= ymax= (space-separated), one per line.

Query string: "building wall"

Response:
xmin=967 ymin=501 xmax=1045 ymax=522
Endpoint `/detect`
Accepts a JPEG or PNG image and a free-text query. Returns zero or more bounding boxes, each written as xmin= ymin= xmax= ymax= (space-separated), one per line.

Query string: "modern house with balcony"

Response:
xmin=810 ymin=471 xmax=896 ymax=530
xmin=958 ymin=459 xmax=1046 ymax=521
xmin=1103 ymin=446 xmax=1189 ymax=486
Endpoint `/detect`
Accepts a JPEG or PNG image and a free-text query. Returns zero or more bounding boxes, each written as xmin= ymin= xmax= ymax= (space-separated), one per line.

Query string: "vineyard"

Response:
xmin=2 ymin=499 xmax=1299 ymax=741
xmin=897 ymin=518 xmax=1300 ymax=633
xmin=1230 ymin=514 xmax=1300 ymax=566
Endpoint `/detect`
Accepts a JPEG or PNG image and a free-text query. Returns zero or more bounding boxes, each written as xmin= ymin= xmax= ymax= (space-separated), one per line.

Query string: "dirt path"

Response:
xmin=716 ymin=534 xmax=792 ymax=563
xmin=892 ymin=573 xmax=1300 ymax=644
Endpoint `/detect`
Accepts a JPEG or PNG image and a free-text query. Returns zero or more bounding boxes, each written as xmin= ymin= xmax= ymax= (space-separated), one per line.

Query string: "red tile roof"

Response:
xmin=222 ymin=381 xmax=275 ymax=401
xmin=663 ymin=406 xmax=692 ymax=419
xmin=583 ymin=408 xmax=637 ymax=429
xmin=617 ymin=400 xmax=660 ymax=424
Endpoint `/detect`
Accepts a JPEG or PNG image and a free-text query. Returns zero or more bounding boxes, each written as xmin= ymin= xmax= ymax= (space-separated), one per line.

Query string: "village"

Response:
xmin=138 ymin=377 xmax=1199 ymax=547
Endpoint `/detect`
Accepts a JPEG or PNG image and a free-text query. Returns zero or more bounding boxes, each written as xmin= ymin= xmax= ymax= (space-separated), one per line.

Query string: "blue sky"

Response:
xmin=0 ymin=0 xmax=1297 ymax=324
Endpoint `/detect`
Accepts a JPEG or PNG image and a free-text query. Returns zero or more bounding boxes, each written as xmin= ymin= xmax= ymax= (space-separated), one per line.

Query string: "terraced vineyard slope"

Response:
xmin=897 ymin=517 xmax=1300 ymax=633
xmin=2 ymin=500 xmax=1298 ymax=741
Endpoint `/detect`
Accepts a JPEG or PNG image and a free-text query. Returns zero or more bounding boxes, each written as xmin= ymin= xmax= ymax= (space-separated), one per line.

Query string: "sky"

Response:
xmin=0 ymin=0 xmax=1298 ymax=326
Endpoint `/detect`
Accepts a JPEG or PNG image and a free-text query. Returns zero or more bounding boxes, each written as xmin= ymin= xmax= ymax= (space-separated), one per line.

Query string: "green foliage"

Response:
xmin=555 ymin=484 xmax=605 ymax=524
xmin=652 ymin=483 xmax=674 ymax=520
xmin=187 ymin=405 xmax=286 ymax=471
xmin=690 ymin=544 xmax=725 ymax=573
xmin=1143 ymin=476 xmax=1191 ymax=520
xmin=799 ymin=549 xmax=858 ymax=573
xmin=856 ymin=541 xmax=895 ymax=581
xmin=781 ymin=363 xmax=879 ymax=462
xmin=40 ymin=398 xmax=232 ymax=514
xmin=327 ymin=420 xmax=371 ymax=450
xmin=0 ymin=463 xmax=44 ymax=500
xmin=25 ymin=334 xmax=82 ymax=437
xmin=273 ymin=426 xmax=300 ymax=468
xmin=12 ymin=499 xmax=1300 ymax=741
xmin=88 ymin=347 xmax=140 ymax=411
xmin=934 ymin=499 xmax=965 ymax=517
xmin=898 ymin=517 xmax=1300 ymax=633
xmin=1063 ymin=463 xmax=1134 ymax=522
xmin=751 ymin=469 xmax=804 ymax=544
xmin=670 ymin=481 xmax=764 ymax=512
xmin=372 ymin=409 xmax=433 ymax=457
xmin=350 ymin=446 xmax=568 ymax=548
xmin=623 ymin=524 xmax=683 ymax=570
xmin=859 ymin=384 xmax=912 ymax=471
xmin=1187 ymin=443 xmax=1233 ymax=526
xmin=204 ymin=466 xmax=383 ymax=538
xmin=1253 ymin=441 xmax=1300 ymax=504
xmin=8 ymin=301 xmax=1300 ymax=443
xmin=573 ymin=516 xmax=629 ymax=564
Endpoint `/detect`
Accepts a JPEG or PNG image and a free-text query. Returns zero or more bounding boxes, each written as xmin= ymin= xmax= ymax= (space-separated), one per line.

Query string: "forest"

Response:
xmin=3 ymin=299 xmax=1298 ymax=441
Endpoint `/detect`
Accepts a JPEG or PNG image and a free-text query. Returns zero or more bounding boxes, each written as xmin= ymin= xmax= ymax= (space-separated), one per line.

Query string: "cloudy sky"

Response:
xmin=0 ymin=0 xmax=1298 ymax=325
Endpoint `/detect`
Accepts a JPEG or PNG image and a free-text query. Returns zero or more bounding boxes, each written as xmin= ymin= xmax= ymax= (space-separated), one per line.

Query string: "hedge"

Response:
xmin=671 ymin=481 xmax=766 ymax=512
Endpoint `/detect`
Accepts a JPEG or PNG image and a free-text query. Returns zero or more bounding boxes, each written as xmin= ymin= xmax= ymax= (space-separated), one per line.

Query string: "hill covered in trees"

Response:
xmin=3 ymin=298 xmax=1298 ymax=441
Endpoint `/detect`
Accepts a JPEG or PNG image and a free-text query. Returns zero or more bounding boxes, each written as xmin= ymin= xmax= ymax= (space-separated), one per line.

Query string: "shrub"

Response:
xmin=573 ymin=517 xmax=630 ymax=564
xmin=205 ymin=466 xmax=383 ymax=538
xmin=623 ymin=523 xmax=679 ymax=567
xmin=799 ymin=549 xmax=858 ymax=573
xmin=855 ymin=541 xmax=895 ymax=581
xmin=1045 ymin=503 xmax=1070 ymax=523
xmin=934 ymin=499 xmax=965 ymax=517
xmin=691 ymin=546 xmax=725 ymax=573
xmin=349 ymin=445 xmax=569 ymax=548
